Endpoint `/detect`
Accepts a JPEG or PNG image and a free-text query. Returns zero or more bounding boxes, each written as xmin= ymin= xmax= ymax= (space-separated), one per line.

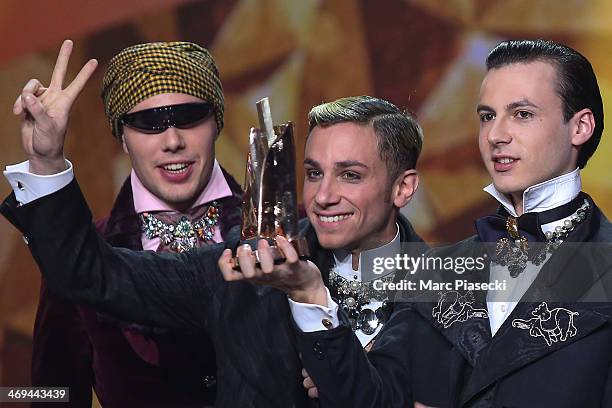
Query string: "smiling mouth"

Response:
xmin=495 ymin=158 xmax=516 ymax=164
xmin=318 ymin=213 xmax=353 ymax=223
xmin=161 ymin=163 xmax=190 ymax=174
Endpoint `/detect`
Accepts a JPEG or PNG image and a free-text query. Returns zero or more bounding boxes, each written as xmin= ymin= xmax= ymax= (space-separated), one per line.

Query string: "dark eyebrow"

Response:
xmin=476 ymin=104 xmax=493 ymax=113
xmin=477 ymin=99 xmax=541 ymax=114
xmin=303 ymin=158 xmax=368 ymax=170
xmin=335 ymin=160 xmax=368 ymax=169
xmin=506 ymin=99 xmax=540 ymax=111
xmin=304 ymin=158 xmax=320 ymax=167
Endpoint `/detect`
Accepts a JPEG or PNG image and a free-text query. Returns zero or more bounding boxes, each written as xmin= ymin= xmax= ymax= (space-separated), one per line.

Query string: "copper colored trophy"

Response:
xmin=232 ymin=97 xmax=309 ymax=269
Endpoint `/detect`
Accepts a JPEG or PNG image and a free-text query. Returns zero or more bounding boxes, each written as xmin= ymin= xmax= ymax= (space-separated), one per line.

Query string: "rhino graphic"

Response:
xmin=512 ymin=302 xmax=579 ymax=346
xmin=432 ymin=290 xmax=489 ymax=328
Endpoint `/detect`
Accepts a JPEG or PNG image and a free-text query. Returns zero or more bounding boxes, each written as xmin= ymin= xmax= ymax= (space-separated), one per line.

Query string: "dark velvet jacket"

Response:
xmin=30 ymin=169 xmax=242 ymax=407
xmin=1 ymin=178 xmax=424 ymax=408
xmin=298 ymin=193 xmax=612 ymax=408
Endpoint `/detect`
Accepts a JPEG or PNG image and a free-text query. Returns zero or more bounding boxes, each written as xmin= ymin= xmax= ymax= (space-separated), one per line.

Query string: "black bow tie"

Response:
xmin=475 ymin=194 xmax=586 ymax=243
xmin=475 ymin=212 xmax=543 ymax=243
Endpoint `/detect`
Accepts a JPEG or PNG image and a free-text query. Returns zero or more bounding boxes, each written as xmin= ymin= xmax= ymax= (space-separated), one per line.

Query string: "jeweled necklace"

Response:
xmin=329 ymin=269 xmax=393 ymax=335
xmin=140 ymin=202 xmax=220 ymax=253
xmin=494 ymin=199 xmax=589 ymax=277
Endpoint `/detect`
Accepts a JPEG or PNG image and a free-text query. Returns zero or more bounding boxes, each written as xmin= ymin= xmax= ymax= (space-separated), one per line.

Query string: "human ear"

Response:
xmin=570 ymin=108 xmax=595 ymax=148
xmin=392 ymin=170 xmax=419 ymax=208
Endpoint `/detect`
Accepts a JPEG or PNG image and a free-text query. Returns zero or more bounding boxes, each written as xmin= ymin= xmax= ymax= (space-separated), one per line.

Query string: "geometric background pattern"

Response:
xmin=1 ymin=1 xmax=610 ymax=402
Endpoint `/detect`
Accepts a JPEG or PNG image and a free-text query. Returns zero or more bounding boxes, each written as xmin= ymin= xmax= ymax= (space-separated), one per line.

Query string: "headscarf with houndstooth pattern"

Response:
xmin=101 ymin=42 xmax=224 ymax=139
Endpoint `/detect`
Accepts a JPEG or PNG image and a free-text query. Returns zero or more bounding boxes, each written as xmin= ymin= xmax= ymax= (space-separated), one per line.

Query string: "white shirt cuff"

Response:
xmin=3 ymin=160 xmax=74 ymax=205
xmin=288 ymin=287 xmax=340 ymax=332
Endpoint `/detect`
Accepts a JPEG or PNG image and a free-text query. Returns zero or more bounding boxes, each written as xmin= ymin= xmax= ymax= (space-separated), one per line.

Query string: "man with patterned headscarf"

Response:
xmin=2 ymin=40 xmax=426 ymax=407
xmin=28 ymin=40 xmax=242 ymax=407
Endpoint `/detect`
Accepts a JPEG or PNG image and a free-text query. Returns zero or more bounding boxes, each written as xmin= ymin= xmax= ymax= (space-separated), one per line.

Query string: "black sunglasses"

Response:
xmin=119 ymin=102 xmax=214 ymax=134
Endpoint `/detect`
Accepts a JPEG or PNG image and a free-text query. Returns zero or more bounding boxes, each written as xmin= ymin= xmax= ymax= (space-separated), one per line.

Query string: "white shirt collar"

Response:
xmin=483 ymin=168 xmax=581 ymax=217
xmin=331 ymin=224 xmax=401 ymax=282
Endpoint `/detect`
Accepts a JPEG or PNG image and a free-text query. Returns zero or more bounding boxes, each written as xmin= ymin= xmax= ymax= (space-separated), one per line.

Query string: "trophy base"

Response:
xmin=230 ymin=237 xmax=310 ymax=270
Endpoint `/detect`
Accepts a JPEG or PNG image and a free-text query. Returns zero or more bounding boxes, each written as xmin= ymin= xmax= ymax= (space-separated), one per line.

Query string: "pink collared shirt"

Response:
xmin=131 ymin=160 xmax=233 ymax=250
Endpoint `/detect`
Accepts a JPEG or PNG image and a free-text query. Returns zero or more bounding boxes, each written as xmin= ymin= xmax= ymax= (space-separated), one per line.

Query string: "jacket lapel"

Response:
xmin=460 ymin=199 xmax=609 ymax=405
xmin=98 ymin=178 xmax=143 ymax=250
xmin=461 ymin=303 xmax=608 ymax=405
xmin=413 ymin=290 xmax=491 ymax=367
xmin=412 ymin=242 xmax=493 ymax=367
xmin=217 ymin=166 xmax=244 ymax=240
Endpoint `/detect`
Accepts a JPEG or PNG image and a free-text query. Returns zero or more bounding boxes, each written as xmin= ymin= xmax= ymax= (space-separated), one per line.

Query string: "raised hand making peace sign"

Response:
xmin=13 ymin=40 xmax=98 ymax=174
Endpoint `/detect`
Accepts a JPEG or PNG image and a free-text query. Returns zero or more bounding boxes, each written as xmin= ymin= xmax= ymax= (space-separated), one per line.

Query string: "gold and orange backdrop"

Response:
xmin=1 ymin=0 xmax=610 ymax=401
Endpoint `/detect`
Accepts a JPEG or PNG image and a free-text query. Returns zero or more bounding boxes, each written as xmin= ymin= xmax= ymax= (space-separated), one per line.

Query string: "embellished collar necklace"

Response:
xmin=139 ymin=201 xmax=220 ymax=253
xmin=329 ymin=270 xmax=393 ymax=335
xmin=494 ymin=199 xmax=589 ymax=277
xmin=328 ymin=226 xmax=400 ymax=336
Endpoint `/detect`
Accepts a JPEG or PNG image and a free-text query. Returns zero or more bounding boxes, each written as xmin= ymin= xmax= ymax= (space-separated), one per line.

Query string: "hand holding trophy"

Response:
xmin=232 ymin=97 xmax=309 ymax=269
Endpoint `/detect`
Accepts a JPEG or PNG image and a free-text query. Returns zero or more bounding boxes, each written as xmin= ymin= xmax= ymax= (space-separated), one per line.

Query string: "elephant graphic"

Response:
xmin=512 ymin=302 xmax=579 ymax=346
xmin=432 ymin=290 xmax=488 ymax=328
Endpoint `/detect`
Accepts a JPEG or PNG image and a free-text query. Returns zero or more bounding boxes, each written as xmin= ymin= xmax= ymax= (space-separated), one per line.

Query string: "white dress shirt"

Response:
xmin=290 ymin=226 xmax=400 ymax=346
xmin=484 ymin=168 xmax=581 ymax=335
xmin=4 ymin=160 xmax=73 ymax=205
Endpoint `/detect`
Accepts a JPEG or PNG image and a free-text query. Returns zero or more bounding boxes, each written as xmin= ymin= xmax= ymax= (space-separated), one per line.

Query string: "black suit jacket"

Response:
xmin=1 ymin=178 xmax=423 ymax=407
xmin=31 ymin=171 xmax=242 ymax=407
xmin=297 ymin=193 xmax=612 ymax=407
